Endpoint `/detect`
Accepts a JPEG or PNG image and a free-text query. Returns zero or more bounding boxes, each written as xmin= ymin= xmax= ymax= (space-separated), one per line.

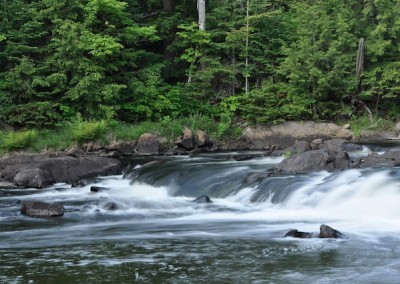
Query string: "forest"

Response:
xmin=1 ymin=0 xmax=400 ymax=129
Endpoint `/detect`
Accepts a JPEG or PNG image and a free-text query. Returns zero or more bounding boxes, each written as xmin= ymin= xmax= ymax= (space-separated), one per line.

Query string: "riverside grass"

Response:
xmin=0 ymin=116 xmax=394 ymax=155
xmin=0 ymin=116 xmax=242 ymax=155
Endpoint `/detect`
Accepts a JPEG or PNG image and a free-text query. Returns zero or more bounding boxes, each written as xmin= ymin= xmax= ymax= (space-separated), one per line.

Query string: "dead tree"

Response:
xmin=351 ymin=37 xmax=374 ymax=122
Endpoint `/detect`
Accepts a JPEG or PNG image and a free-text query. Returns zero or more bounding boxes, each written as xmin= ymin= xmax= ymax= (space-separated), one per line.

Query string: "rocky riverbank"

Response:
xmin=1 ymin=121 xmax=400 ymax=190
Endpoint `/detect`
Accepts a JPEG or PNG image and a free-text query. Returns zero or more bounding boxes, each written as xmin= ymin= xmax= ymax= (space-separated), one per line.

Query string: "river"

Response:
xmin=1 ymin=149 xmax=400 ymax=283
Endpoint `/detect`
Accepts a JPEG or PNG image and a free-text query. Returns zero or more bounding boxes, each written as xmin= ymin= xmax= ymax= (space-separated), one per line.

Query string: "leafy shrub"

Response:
xmin=1 ymin=130 xmax=38 ymax=151
xmin=70 ymin=120 xmax=107 ymax=143
xmin=349 ymin=115 xmax=394 ymax=138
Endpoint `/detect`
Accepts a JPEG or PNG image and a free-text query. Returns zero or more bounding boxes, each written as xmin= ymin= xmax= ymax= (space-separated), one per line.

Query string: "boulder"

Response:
xmin=176 ymin=127 xmax=194 ymax=150
xmin=136 ymin=133 xmax=159 ymax=155
xmin=192 ymin=195 xmax=213 ymax=204
xmin=196 ymin=130 xmax=213 ymax=147
xmin=275 ymin=149 xmax=351 ymax=174
xmin=66 ymin=146 xmax=85 ymax=157
xmin=20 ymin=201 xmax=65 ymax=217
xmin=106 ymin=142 xmax=135 ymax=156
xmin=13 ymin=168 xmax=55 ymax=189
xmin=356 ymin=150 xmax=400 ymax=168
xmin=0 ymin=181 xmax=22 ymax=189
xmin=321 ymin=139 xmax=348 ymax=152
xmin=319 ymin=224 xmax=343 ymax=238
xmin=103 ymin=201 xmax=119 ymax=210
xmin=90 ymin=186 xmax=110 ymax=193
xmin=284 ymin=224 xmax=344 ymax=239
xmin=311 ymin=139 xmax=323 ymax=150
xmin=283 ymin=140 xmax=311 ymax=156
xmin=0 ymin=154 xmax=123 ymax=189
xmin=244 ymin=121 xmax=352 ymax=149
xmin=284 ymin=229 xmax=313 ymax=239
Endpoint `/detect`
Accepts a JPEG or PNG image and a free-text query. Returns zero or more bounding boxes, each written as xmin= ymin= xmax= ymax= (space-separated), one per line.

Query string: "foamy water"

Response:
xmin=2 ymin=151 xmax=400 ymax=283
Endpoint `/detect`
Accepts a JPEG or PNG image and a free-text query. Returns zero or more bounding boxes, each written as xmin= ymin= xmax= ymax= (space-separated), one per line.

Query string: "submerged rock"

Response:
xmin=90 ymin=186 xmax=110 ymax=193
xmin=192 ymin=195 xmax=213 ymax=204
xmin=102 ymin=201 xmax=119 ymax=211
xmin=20 ymin=200 xmax=65 ymax=218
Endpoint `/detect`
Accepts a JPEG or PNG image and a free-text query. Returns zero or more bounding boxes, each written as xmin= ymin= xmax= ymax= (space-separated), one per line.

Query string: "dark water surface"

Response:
xmin=2 ymin=152 xmax=400 ymax=283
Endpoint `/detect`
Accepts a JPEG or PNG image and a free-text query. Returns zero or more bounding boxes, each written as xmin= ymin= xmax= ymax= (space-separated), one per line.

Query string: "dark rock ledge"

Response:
xmin=0 ymin=153 xmax=123 ymax=189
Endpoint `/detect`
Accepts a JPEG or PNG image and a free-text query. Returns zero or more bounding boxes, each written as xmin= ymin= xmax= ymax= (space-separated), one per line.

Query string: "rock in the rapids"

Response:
xmin=102 ymin=201 xmax=119 ymax=211
xmin=284 ymin=229 xmax=314 ymax=239
xmin=319 ymin=224 xmax=344 ymax=239
xmin=275 ymin=149 xmax=351 ymax=174
xmin=20 ymin=201 xmax=65 ymax=218
xmin=192 ymin=195 xmax=213 ymax=204
xmin=284 ymin=224 xmax=344 ymax=239
xmin=13 ymin=168 xmax=55 ymax=189
xmin=90 ymin=186 xmax=110 ymax=193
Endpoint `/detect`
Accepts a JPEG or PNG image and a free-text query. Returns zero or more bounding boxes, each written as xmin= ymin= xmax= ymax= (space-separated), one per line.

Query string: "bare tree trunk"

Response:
xmin=356 ymin=37 xmax=364 ymax=94
xmin=197 ymin=0 xmax=206 ymax=31
xmin=162 ymin=0 xmax=174 ymax=13
xmin=352 ymin=37 xmax=374 ymax=123
xmin=245 ymin=0 xmax=249 ymax=96
xmin=187 ymin=0 xmax=206 ymax=81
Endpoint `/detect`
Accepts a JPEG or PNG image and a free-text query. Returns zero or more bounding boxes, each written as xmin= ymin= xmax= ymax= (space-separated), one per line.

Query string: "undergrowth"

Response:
xmin=0 ymin=116 xmax=243 ymax=154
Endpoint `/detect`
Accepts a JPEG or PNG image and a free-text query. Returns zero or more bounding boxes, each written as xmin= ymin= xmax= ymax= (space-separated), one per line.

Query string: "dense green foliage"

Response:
xmin=1 ymin=0 xmax=400 ymax=128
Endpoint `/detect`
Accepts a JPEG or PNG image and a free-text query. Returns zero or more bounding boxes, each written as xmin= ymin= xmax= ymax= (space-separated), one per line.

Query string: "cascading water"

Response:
xmin=2 ymin=150 xmax=400 ymax=283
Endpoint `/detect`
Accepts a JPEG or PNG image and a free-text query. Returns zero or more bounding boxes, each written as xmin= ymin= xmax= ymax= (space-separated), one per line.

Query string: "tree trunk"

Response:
xmin=162 ymin=0 xmax=174 ymax=13
xmin=352 ymin=37 xmax=374 ymax=123
xmin=245 ymin=0 xmax=249 ymax=95
xmin=197 ymin=0 xmax=206 ymax=31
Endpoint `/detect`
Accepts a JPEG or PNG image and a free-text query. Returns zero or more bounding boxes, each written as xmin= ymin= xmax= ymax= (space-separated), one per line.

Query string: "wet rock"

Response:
xmin=284 ymin=224 xmax=344 ymax=239
xmin=103 ymin=201 xmax=119 ymax=210
xmin=192 ymin=195 xmax=213 ymax=204
xmin=284 ymin=229 xmax=313 ymax=239
xmin=0 ymin=154 xmax=123 ymax=189
xmin=319 ymin=224 xmax=344 ymax=238
xmin=20 ymin=200 xmax=65 ymax=218
xmin=356 ymin=150 xmax=400 ymax=168
xmin=0 ymin=181 xmax=22 ymax=189
xmin=275 ymin=149 xmax=351 ymax=174
xmin=136 ymin=133 xmax=159 ymax=155
xmin=233 ymin=155 xmax=255 ymax=161
xmin=243 ymin=172 xmax=271 ymax=186
xmin=13 ymin=168 xmax=55 ymax=189
xmin=90 ymin=186 xmax=110 ymax=193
